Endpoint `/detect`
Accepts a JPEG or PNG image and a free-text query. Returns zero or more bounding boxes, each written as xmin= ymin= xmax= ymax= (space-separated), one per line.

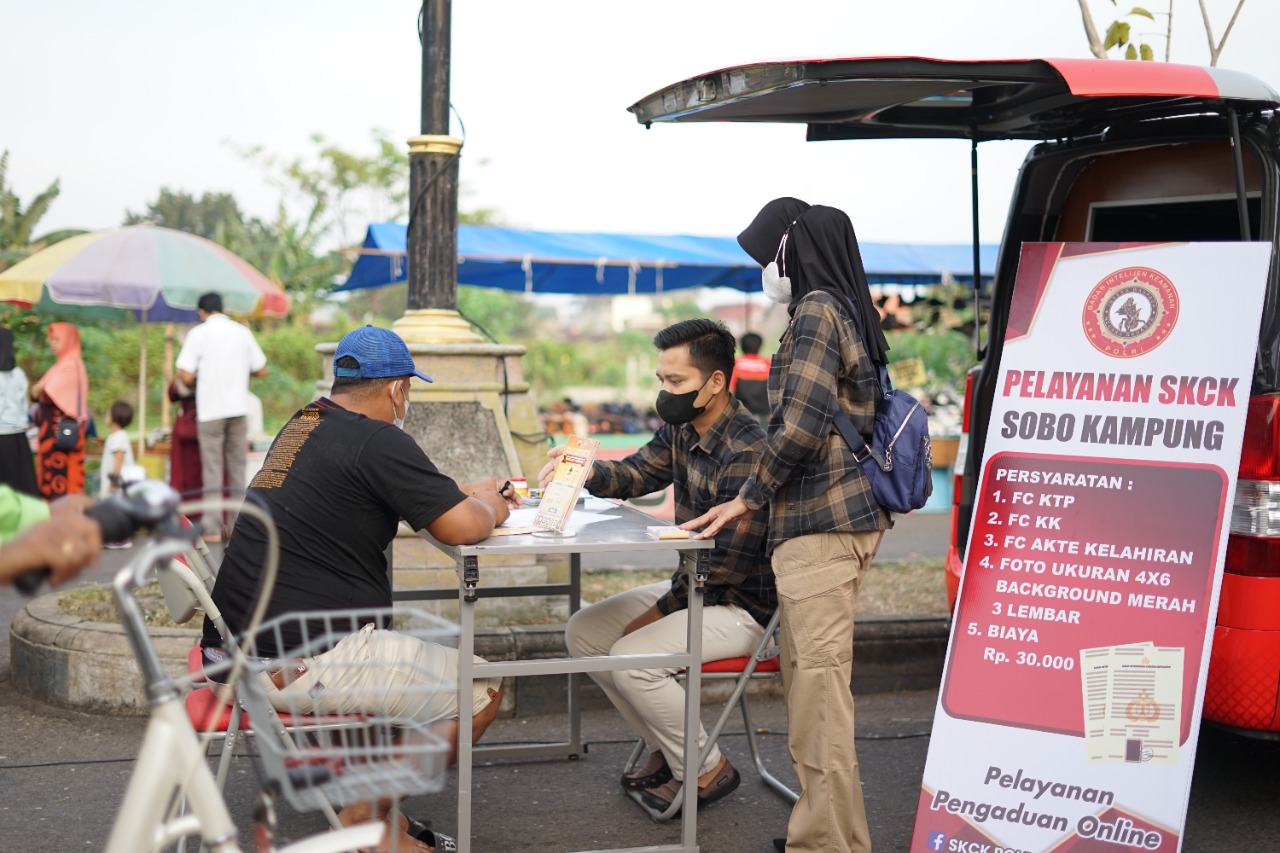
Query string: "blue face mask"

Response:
xmin=655 ymin=374 xmax=711 ymax=425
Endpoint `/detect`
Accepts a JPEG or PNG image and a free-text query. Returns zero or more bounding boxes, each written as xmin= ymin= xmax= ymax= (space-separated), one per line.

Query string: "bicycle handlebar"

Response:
xmin=12 ymin=480 xmax=187 ymax=595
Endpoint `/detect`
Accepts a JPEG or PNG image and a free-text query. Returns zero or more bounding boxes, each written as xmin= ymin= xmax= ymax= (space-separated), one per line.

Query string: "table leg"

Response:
xmin=568 ymin=551 xmax=582 ymax=756
xmin=457 ymin=563 xmax=476 ymax=853
xmin=681 ymin=551 xmax=704 ymax=849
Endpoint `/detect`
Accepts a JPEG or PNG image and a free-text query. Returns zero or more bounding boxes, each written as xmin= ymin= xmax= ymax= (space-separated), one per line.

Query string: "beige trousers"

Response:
xmin=260 ymin=625 xmax=501 ymax=725
xmin=773 ymin=530 xmax=883 ymax=853
xmin=564 ymin=579 xmax=764 ymax=780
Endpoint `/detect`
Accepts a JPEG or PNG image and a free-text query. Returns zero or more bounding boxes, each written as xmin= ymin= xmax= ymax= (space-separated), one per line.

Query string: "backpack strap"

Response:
xmin=834 ymin=408 xmax=886 ymax=470
xmin=826 ymin=289 xmax=891 ymax=468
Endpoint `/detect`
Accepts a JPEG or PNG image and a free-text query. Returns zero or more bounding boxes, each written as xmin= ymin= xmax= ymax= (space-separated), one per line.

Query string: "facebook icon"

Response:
xmin=926 ymin=831 xmax=947 ymax=851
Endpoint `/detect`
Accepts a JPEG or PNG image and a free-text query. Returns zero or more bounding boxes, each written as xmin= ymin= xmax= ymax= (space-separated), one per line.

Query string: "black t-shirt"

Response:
xmin=734 ymin=379 xmax=770 ymax=417
xmin=202 ymin=398 xmax=468 ymax=656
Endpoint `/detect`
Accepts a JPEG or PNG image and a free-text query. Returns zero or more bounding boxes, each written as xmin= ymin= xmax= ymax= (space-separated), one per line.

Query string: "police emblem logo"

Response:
xmin=1082 ymin=266 xmax=1179 ymax=358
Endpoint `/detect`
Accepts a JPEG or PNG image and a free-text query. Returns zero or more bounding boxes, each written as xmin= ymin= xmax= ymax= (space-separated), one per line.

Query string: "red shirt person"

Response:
xmin=728 ymin=332 xmax=771 ymax=422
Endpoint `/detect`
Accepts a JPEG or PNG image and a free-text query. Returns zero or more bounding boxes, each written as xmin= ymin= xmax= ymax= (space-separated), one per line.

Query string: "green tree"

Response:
xmin=232 ymin=128 xmax=409 ymax=251
xmin=0 ymin=150 xmax=76 ymax=271
xmin=123 ymin=189 xmax=248 ymax=240
xmin=456 ymin=285 xmax=542 ymax=343
xmin=1076 ymin=0 xmax=1248 ymax=64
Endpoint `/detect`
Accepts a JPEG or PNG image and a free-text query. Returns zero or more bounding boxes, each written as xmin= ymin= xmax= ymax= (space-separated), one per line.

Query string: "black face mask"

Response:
xmin=656 ymin=375 xmax=712 ymax=425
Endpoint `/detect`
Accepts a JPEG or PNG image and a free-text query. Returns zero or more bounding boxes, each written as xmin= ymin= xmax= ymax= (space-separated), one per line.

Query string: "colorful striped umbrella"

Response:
xmin=0 ymin=225 xmax=289 ymax=455
xmin=0 ymin=224 xmax=289 ymax=320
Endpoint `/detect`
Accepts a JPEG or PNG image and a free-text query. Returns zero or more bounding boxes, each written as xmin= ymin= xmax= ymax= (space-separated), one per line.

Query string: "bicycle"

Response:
xmin=24 ymin=478 xmax=454 ymax=853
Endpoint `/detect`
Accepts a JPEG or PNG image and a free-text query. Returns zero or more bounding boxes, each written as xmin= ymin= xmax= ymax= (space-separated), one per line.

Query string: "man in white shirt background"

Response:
xmin=175 ymin=292 xmax=268 ymax=542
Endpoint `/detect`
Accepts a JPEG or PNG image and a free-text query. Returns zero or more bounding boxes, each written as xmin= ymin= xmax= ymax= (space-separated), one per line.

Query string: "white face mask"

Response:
xmin=761 ymin=227 xmax=793 ymax=304
xmin=391 ymin=382 xmax=409 ymax=430
xmin=762 ymin=262 xmax=792 ymax=304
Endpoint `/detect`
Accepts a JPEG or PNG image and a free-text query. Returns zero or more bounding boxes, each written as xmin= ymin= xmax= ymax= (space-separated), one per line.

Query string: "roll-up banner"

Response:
xmin=911 ymin=242 xmax=1272 ymax=853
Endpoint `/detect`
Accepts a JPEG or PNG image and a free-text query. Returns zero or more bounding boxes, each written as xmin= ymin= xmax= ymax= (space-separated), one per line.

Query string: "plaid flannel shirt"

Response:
xmin=584 ymin=398 xmax=776 ymax=626
xmin=740 ymin=290 xmax=891 ymax=553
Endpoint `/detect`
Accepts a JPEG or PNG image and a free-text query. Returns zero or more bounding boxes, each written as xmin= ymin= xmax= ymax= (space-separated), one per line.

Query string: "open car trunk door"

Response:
xmin=628 ymin=57 xmax=1280 ymax=140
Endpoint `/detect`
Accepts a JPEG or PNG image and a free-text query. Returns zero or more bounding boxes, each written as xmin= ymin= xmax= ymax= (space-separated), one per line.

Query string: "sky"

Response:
xmin=5 ymin=0 xmax=1279 ymax=249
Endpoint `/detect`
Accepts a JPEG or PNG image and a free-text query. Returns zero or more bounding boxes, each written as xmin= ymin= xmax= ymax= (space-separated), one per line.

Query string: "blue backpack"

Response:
xmin=829 ymin=294 xmax=933 ymax=514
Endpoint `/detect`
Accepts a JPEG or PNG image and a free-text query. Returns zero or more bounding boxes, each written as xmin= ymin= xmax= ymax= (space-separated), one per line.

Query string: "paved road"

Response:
xmin=5 ymin=510 xmax=1280 ymax=850
xmin=2 ymin=681 xmax=1279 ymax=851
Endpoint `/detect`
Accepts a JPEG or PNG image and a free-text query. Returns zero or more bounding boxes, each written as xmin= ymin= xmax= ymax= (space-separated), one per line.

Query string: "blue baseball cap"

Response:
xmin=333 ymin=325 xmax=433 ymax=383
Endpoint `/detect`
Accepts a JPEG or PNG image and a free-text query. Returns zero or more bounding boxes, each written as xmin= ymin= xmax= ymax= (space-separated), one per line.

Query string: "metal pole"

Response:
xmin=408 ymin=0 xmax=461 ymax=312
xmin=1227 ymin=107 xmax=1252 ymax=241
xmin=160 ymin=322 xmax=173 ymax=432
xmin=138 ymin=309 xmax=147 ymax=459
xmin=970 ymin=139 xmax=982 ymax=354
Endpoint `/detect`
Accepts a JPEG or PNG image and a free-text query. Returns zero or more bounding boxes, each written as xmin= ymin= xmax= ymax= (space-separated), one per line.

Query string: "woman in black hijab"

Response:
xmin=0 ymin=328 xmax=39 ymax=496
xmin=737 ymin=197 xmax=890 ymax=364
xmin=687 ymin=198 xmax=890 ymax=853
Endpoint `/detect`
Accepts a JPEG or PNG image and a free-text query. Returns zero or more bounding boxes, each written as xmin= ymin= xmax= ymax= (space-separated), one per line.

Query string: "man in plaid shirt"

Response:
xmin=538 ymin=319 xmax=775 ymax=812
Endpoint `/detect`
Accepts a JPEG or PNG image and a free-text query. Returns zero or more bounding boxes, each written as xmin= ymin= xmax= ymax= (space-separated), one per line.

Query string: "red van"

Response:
xmin=631 ymin=57 xmax=1280 ymax=735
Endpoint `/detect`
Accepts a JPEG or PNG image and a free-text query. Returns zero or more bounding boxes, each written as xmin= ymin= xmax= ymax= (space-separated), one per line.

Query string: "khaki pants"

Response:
xmin=773 ymin=531 xmax=883 ymax=853
xmin=565 ymin=579 xmax=764 ymax=780
xmin=260 ymin=625 xmax=501 ymax=725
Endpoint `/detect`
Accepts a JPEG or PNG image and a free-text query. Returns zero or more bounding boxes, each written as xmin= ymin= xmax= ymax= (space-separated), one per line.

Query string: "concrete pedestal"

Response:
xmin=315 ymin=340 xmax=546 ymax=484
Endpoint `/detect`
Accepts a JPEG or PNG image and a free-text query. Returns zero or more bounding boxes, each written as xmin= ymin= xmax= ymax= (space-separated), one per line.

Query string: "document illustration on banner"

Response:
xmin=1080 ymin=642 xmax=1183 ymax=765
xmin=909 ymin=242 xmax=1272 ymax=853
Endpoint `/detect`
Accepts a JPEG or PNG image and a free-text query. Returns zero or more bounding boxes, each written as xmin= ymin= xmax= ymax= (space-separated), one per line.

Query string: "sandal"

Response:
xmin=639 ymin=758 xmax=740 ymax=812
xmin=406 ymin=818 xmax=458 ymax=853
xmin=621 ymin=752 xmax=673 ymax=789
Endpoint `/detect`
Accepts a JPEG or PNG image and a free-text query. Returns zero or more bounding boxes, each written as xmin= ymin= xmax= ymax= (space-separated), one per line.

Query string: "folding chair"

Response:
xmin=623 ymin=607 xmax=799 ymax=821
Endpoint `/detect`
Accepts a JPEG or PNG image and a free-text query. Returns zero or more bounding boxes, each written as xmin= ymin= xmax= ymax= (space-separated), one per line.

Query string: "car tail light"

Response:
xmin=1227 ymin=394 xmax=1280 ymax=577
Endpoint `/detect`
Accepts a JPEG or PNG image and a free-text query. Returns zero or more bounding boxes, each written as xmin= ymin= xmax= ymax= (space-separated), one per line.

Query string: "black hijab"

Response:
xmin=737 ymin=199 xmax=890 ymax=366
xmin=737 ymin=196 xmax=810 ymax=266
xmin=0 ymin=327 xmax=15 ymax=373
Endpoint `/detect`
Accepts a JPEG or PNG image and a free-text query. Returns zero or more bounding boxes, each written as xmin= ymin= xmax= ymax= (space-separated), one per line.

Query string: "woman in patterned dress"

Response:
xmin=30 ymin=322 xmax=89 ymax=498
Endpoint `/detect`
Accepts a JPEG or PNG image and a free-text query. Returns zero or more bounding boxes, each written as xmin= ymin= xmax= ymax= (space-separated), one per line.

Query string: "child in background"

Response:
xmin=100 ymin=400 xmax=135 ymax=498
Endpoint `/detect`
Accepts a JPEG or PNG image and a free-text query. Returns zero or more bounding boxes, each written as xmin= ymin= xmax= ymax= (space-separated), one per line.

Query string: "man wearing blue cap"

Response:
xmin=203 ymin=325 xmax=517 ymax=852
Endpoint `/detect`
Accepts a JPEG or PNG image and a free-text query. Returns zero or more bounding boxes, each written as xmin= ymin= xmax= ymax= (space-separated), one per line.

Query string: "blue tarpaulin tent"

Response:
xmin=339 ymin=222 xmax=996 ymax=295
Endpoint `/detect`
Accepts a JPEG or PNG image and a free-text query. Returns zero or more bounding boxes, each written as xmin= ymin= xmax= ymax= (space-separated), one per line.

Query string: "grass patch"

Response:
xmin=858 ymin=557 xmax=947 ymax=616
xmin=578 ymin=558 xmax=946 ymax=616
xmin=57 ymin=558 xmax=948 ymax=629
xmin=57 ymin=581 xmax=200 ymax=630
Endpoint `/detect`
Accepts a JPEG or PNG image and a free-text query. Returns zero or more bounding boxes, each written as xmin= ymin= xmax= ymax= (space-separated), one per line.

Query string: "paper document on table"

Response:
xmin=501 ymin=507 xmax=617 ymax=531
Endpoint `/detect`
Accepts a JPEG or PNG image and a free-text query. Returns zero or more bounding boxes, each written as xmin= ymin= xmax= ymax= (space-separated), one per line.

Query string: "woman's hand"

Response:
xmin=537 ymin=446 xmax=566 ymax=489
xmin=680 ymin=496 xmax=752 ymax=540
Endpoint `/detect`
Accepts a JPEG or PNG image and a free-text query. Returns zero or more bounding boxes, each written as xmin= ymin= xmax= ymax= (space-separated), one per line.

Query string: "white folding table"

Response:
xmin=402 ymin=502 xmax=713 ymax=853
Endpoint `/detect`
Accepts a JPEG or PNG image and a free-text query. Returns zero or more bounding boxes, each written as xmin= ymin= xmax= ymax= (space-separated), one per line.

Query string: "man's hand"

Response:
xmin=622 ymin=604 xmax=664 ymax=637
xmin=1 ymin=495 xmax=102 ymax=588
xmin=476 ymin=481 xmax=513 ymax=526
xmin=496 ymin=479 xmax=523 ymax=509
xmin=680 ymin=496 xmax=752 ymax=541
xmin=537 ymin=446 xmax=566 ymax=489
